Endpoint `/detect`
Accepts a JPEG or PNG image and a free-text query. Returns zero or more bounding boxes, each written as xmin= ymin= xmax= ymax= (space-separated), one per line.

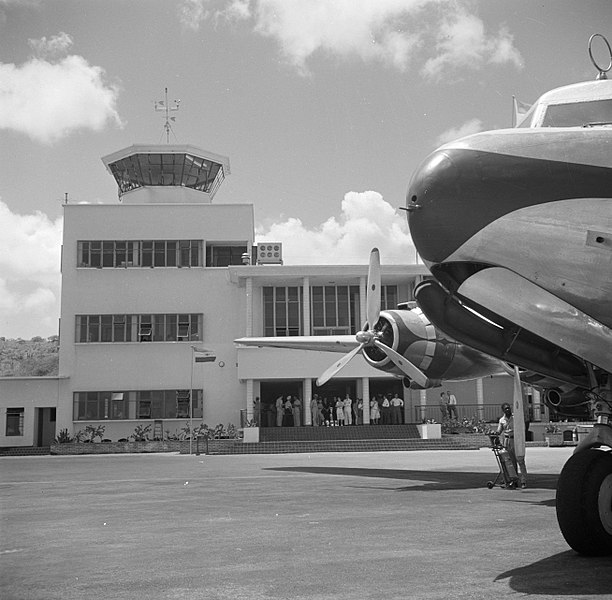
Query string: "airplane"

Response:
xmin=405 ymin=33 xmax=612 ymax=556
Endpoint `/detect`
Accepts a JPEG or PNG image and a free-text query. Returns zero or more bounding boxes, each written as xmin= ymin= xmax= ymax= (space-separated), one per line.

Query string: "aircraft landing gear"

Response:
xmin=556 ymin=446 xmax=612 ymax=556
xmin=556 ymin=383 xmax=612 ymax=556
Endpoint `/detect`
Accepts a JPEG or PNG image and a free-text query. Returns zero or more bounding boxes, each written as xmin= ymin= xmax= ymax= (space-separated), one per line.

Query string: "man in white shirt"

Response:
xmin=390 ymin=393 xmax=404 ymax=424
xmin=447 ymin=390 xmax=458 ymax=419
xmin=343 ymin=394 xmax=353 ymax=425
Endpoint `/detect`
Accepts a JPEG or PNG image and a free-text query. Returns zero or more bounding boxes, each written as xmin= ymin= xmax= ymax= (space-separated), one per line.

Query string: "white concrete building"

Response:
xmin=1 ymin=141 xmax=521 ymax=448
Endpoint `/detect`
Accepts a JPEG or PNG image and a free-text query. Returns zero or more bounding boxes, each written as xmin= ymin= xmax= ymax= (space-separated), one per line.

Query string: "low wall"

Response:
xmin=50 ymin=439 xmax=240 ymax=455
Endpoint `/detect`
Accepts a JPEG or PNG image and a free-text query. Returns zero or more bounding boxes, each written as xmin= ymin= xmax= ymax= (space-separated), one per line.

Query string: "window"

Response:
xmin=6 ymin=408 xmax=24 ymax=436
xmin=206 ymin=244 xmax=248 ymax=267
xmin=381 ymin=285 xmax=398 ymax=311
xmin=74 ymin=391 xmax=202 ymax=420
xmin=263 ymin=287 xmax=303 ymax=336
xmin=76 ymin=314 xmax=201 ymax=343
xmin=77 ymin=240 xmax=202 ymax=268
xmin=311 ymin=285 xmax=360 ymax=335
xmin=541 ymin=99 xmax=612 ymax=127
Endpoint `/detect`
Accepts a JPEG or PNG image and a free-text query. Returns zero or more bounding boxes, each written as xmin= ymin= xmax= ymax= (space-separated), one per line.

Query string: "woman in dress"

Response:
xmin=370 ymin=396 xmax=380 ymax=424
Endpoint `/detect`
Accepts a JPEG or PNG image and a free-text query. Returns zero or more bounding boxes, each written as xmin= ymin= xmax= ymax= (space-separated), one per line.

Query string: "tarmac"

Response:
xmin=1 ymin=447 xmax=611 ymax=600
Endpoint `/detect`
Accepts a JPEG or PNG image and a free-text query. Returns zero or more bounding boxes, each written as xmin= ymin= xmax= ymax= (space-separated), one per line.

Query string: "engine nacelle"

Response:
xmin=361 ymin=308 xmax=505 ymax=388
xmin=544 ymin=388 xmax=592 ymax=419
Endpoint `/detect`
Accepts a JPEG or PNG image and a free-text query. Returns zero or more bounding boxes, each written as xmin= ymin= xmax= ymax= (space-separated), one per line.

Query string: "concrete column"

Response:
xmin=402 ymin=379 xmax=410 ymax=423
xmin=303 ymin=276 xmax=311 ymax=334
xmin=419 ymin=389 xmax=427 ymax=422
xmin=245 ymin=277 xmax=253 ymax=337
xmin=246 ymin=379 xmax=254 ymax=421
xmin=362 ymin=377 xmax=370 ymax=424
xmin=476 ymin=378 xmax=485 ymax=421
xmin=303 ymin=378 xmax=312 ymax=425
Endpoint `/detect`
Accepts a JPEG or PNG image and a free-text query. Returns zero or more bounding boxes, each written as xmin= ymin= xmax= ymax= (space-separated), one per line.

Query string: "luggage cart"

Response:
xmin=486 ymin=434 xmax=520 ymax=489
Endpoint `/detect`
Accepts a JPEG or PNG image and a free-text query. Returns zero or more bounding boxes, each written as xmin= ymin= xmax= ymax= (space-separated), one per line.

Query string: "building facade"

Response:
xmin=1 ymin=141 xmax=526 ymax=448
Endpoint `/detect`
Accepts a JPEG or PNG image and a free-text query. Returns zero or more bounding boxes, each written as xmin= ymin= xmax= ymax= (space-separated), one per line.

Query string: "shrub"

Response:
xmin=54 ymin=428 xmax=74 ymax=444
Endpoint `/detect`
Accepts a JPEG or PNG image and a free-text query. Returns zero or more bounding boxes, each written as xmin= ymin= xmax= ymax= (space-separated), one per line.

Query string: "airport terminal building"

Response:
xmin=0 ymin=141 xmax=519 ymax=448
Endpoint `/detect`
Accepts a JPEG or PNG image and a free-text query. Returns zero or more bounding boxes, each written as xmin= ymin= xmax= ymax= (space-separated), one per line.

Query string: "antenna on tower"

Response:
xmin=154 ymin=87 xmax=180 ymax=143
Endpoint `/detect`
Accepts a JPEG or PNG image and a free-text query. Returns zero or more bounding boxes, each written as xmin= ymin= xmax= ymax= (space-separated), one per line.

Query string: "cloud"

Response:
xmin=435 ymin=117 xmax=483 ymax=146
xmin=178 ymin=0 xmax=209 ymax=31
xmin=256 ymin=191 xmax=416 ymax=264
xmin=421 ymin=11 xmax=523 ymax=80
xmin=0 ymin=201 xmax=62 ymax=339
xmin=186 ymin=1 xmax=523 ymax=77
xmin=252 ymin=0 xmax=423 ymax=73
xmin=0 ymin=32 xmax=122 ymax=144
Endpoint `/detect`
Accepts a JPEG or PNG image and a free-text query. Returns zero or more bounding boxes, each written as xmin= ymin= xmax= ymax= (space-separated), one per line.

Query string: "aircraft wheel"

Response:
xmin=556 ymin=448 xmax=612 ymax=556
xmin=486 ymin=481 xmax=494 ymax=489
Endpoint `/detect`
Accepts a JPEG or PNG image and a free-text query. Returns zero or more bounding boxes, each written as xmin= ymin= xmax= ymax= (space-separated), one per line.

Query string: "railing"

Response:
xmin=414 ymin=403 xmax=549 ymax=424
xmin=242 ymin=404 xmax=550 ymax=427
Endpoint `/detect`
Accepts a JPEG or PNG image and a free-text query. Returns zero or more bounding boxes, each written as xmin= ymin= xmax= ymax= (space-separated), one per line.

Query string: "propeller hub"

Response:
xmin=356 ymin=330 xmax=375 ymax=344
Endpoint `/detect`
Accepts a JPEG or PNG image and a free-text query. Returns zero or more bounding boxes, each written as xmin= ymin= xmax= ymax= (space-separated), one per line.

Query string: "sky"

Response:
xmin=0 ymin=0 xmax=610 ymax=339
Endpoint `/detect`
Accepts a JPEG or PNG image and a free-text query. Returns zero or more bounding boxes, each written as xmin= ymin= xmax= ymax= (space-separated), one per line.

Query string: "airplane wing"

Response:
xmin=235 ymin=335 xmax=358 ymax=353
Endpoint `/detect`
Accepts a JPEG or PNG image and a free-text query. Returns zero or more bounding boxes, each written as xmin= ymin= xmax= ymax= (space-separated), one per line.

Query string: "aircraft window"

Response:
xmin=541 ymin=98 xmax=612 ymax=127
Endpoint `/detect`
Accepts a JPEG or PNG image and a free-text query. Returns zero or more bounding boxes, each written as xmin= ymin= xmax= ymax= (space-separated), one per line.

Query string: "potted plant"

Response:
xmin=545 ymin=424 xmax=563 ymax=446
xmin=242 ymin=419 xmax=259 ymax=443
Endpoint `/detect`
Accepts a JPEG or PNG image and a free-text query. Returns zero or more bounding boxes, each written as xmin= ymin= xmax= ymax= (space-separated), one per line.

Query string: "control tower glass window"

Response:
xmin=108 ymin=153 xmax=225 ymax=195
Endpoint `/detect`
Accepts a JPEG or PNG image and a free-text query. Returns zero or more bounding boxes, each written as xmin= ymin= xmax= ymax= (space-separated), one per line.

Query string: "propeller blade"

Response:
xmin=373 ymin=340 xmax=429 ymax=388
xmin=366 ymin=248 xmax=381 ymax=330
xmin=316 ymin=344 xmax=364 ymax=387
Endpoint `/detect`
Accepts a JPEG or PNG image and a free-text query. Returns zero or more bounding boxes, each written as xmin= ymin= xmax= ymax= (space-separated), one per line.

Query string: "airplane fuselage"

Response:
xmin=408 ymin=127 xmax=612 ymax=327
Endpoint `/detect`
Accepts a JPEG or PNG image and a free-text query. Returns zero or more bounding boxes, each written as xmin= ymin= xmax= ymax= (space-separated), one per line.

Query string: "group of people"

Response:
xmin=369 ymin=393 xmax=404 ymax=424
xmin=257 ymin=392 xmax=405 ymax=427
xmin=438 ymin=390 xmax=458 ymax=420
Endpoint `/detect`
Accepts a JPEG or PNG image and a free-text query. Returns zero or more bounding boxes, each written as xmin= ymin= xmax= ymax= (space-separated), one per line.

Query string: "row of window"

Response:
xmin=263 ymin=285 xmax=398 ymax=336
xmin=77 ymin=240 xmax=247 ymax=268
xmin=73 ymin=390 xmax=203 ymax=421
xmin=74 ymin=285 xmax=399 ymax=343
xmin=76 ymin=314 xmax=202 ymax=343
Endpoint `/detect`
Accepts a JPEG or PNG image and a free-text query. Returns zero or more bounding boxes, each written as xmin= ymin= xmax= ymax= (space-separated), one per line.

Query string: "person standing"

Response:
xmin=439 ymin=392 xmax=449 ymax=421
xmin=370 ymin=396 xmax=380 ymax=424
xmin=495 ymin=402 xmax=528 ymax=488
xmin=292 ymin=396 xmax=302 ymax=427
xmin=447 ymin=390 xmax=458 ymax=420
xmin=335 ymin=397 xmax=344 ymax=426
xmin=390 ymin=393 xmax=404 ymax=424
xmin=343 ymin=393 xmax=353 ymax=425
xmin=311 ymin=395 xmax=320 ymax=426
xmin=381 ymin=394 xmax=391 ymax=425
xmin=284 ymin=395 xmax=294 ymax=427
xmin=275 ymin=395 xmax=284 ymax=427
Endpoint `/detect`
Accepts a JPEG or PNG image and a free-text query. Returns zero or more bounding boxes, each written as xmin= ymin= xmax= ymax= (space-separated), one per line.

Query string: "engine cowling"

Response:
xmin=361 ymin=308 xmax=505 ymax=388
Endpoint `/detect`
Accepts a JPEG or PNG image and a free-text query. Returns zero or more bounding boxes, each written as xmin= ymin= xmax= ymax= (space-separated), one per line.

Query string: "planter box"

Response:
xmin=242 ymin=427 xmax=260 ymax=443
xmin=545 ymin=434 xmax=564 ymax=447
xmin=417 ymin=423 xmax=442 ymax=439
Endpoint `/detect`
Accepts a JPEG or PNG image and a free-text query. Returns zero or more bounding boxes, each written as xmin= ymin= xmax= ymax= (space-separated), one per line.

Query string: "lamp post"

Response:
xmin=190 ymin=345 xmax=216 ymax=455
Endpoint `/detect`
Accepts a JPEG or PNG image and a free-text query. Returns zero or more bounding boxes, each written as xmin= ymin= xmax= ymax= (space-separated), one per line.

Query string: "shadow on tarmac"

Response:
xmin=264 ymin=466 xmax=559 ymax=492
xmin=496 ymin=551 xmax=612 ymax=595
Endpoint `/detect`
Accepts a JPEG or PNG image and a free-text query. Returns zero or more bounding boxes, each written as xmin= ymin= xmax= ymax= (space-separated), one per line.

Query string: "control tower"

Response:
xmin=102 ymin=144 xmax=231 ymax=204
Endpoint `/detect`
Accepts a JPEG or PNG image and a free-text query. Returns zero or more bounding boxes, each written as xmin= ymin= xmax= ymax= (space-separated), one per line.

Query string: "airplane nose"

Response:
xmin=406 ymin=149 xmax=467 ymax=264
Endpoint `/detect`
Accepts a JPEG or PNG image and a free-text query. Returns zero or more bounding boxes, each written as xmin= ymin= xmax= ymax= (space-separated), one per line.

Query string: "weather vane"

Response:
xmin=154 ymin=87 xmax=181 ymax=143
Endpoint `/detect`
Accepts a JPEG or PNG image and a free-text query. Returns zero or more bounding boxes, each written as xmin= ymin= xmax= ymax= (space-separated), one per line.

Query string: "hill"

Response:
xmin=0 ymin=336 xmax=60 ymax=377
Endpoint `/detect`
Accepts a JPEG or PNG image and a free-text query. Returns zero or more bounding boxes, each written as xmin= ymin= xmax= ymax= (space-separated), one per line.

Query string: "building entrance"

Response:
xmin=259 ymin=381 xmax=302 ymax=427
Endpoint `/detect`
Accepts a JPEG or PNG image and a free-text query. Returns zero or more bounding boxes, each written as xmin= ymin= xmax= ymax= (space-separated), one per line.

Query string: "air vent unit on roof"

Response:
xmin=256 ymin=243 xmax=283 ymax=264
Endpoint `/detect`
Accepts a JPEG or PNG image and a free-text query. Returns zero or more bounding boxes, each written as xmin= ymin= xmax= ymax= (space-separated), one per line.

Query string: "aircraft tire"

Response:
xmin=556 ymin=448 xmax=612 ymax=556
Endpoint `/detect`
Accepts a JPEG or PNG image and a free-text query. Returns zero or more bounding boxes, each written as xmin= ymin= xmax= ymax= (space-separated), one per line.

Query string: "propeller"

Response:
xmin=316 ymin=248 xmax=430 ymax=388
